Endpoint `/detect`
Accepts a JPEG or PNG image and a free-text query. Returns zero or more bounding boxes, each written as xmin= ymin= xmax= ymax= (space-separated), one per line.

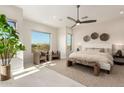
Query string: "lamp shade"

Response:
xmin=112 ymin=44 xmax=124 ymax=56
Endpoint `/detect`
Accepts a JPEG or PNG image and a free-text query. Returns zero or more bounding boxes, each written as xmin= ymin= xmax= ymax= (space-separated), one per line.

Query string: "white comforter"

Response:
xmin=69 ymin=51 xmax=113 ymax=67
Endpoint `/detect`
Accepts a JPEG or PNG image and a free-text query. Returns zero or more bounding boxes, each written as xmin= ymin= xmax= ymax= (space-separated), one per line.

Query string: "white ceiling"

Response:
xmin=17 ymin=5 xmax=124 ymax=28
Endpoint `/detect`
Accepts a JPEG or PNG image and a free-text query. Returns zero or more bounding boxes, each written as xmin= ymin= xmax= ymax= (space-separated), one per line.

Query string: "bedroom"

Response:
xmin=0 ymin=5 xmax=124 ymax=87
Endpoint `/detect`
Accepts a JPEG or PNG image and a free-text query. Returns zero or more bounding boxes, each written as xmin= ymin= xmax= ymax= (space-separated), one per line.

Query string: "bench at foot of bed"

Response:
xmin=67 ymin=60 xmax=100 ymax=76
xmin=67 ymin=60 xmax=73 ymax=66
xmin=94 ymin=63 xmax=100 ymax=76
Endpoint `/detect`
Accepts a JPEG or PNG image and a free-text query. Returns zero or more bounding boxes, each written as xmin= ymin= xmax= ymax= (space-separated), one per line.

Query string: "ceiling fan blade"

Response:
xmin=67 ymin=17 xmax=76 ymax=22
xmin=80 ymin=20 xmax=97 ymax=23
xmin=81 ymin=16 xmax=88 ymax=19
xmin=71 ymin=24 xmax=76 ymax=28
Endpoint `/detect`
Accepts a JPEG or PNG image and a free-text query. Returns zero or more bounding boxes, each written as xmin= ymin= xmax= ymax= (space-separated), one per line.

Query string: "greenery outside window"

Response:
xmin=32 ymin=31 xmax=51 ymax=52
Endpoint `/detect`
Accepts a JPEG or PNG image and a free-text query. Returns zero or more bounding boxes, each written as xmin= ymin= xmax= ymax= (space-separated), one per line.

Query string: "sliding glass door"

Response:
xmin=32 ymin=31 xmax=51 ymax=52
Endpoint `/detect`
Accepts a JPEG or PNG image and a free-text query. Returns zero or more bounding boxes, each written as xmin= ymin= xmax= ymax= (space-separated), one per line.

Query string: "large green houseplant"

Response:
xmin=0 ymin=14 xmax=25 ymax=81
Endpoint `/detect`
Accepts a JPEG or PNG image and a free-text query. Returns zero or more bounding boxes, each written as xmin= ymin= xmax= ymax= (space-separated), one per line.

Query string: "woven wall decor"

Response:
xmin=91 ymin=32 xmax=99 ymax=39
xmin=83 ymin=35 xmax=91 ymax=42
xmin=100 ymin=33 xmax=110 ymax=41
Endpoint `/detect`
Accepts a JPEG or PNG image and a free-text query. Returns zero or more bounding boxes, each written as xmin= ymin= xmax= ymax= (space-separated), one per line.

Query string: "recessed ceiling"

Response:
xmin=17 ymin=5 xmax=124 ymax=28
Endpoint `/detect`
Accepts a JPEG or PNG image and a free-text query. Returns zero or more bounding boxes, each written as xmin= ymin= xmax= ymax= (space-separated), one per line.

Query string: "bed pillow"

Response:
xmin=85 ymin=48 xmax=101 ymax=53
xmin=85 ymin=48 xmax=112 ymax=55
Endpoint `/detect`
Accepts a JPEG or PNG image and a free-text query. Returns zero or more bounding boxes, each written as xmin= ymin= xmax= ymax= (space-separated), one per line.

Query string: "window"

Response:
xmin=67 ymin=33 xmax=72 ymax=51
xmin=8 ymin=19 xmax=16 ymax=29
xmin=32 ymin=31 xmax=51 ymax=51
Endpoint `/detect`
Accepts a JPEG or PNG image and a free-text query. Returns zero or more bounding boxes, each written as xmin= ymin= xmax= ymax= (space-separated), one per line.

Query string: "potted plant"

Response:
xmin=0 ymin=14 xmax=25 ymax=81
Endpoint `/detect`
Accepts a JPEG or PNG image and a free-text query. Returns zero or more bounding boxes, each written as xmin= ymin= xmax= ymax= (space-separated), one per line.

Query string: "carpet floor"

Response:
xmin=46 ymin=59 xmax=124 ymax=87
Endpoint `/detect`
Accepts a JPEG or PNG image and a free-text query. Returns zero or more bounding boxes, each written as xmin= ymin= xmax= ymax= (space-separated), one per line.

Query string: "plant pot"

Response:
xmin=0 ymin=65 xmax=11 ymax=81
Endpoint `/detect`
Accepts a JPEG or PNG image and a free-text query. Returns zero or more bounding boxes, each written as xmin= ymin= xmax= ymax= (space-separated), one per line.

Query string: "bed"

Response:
xmin=68 ymin=48 xmax=114 ymax=75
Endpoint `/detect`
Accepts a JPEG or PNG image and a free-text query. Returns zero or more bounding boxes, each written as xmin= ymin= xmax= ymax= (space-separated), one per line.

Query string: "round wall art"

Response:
xmin=83 ymin=35 xmax=91 ymax=42
xmin=100 ymin=33 xmax=110 ymax=41
xmin=91 ymin=32 xmax=99 ymax=39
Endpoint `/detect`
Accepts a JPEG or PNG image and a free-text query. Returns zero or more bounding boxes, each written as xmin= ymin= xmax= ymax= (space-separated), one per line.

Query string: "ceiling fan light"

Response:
xmin=76 ymin=23 xmax=80 ymax=25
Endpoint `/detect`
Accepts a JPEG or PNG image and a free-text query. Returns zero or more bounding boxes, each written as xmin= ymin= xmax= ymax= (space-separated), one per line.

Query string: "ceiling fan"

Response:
xmin=67 ymin=5 xmax=97 ymax=28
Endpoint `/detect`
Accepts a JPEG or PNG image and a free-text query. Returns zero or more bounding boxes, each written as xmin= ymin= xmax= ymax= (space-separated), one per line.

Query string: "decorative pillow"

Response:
xmin=99 ymin=48 xmax=105 ymax=53
xmin=104 ymin=48 xmax=112 ymax=55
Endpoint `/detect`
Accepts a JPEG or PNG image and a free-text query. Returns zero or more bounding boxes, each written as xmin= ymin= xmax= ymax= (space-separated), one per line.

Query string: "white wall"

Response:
xmin=73 ymin=17 xmax=124 ymax=51
xmin=57 ymin=27 xmax=73 ymax=59
xmin=23 ymin=19 xmax=58 ymax=64
xmin=0 ymin=6 xmax=24 ymax=72
xmin=57 ymin=27 xmax=67 ymax=59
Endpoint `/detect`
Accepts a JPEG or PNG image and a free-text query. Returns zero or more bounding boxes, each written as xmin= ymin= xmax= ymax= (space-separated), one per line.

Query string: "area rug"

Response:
xmin=46 ymin=59 xmax=124 ymax=87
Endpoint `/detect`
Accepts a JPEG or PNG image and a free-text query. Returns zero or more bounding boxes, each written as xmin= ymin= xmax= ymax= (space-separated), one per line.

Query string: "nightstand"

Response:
xmin=113 ymin=56 xmax=124 ymax=65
